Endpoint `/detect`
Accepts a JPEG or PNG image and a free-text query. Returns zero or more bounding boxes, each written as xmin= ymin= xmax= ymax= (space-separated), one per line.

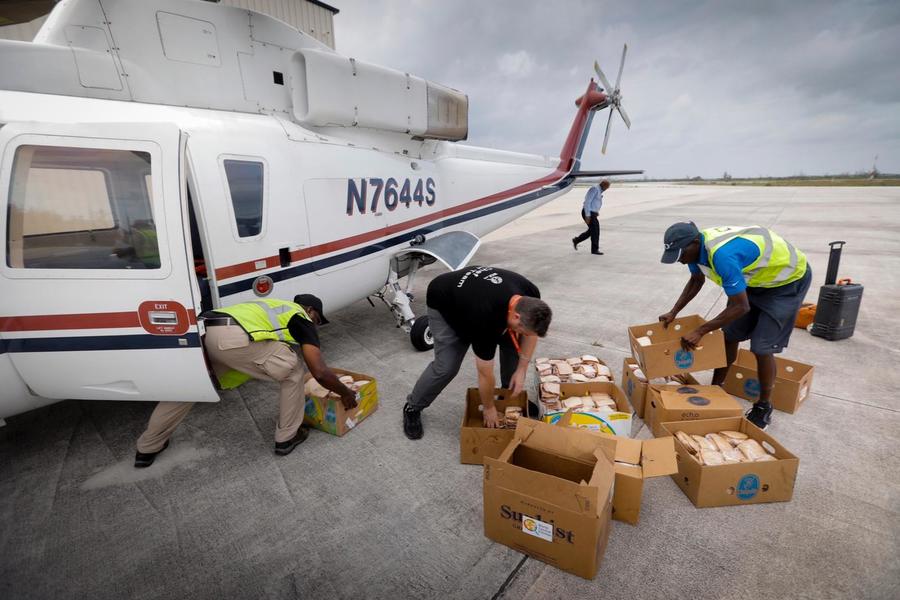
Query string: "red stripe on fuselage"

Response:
xmin=0 ymin=311 xmax=197 ymax=332
xmin=213 ymin=82 xmax=599 ymax=282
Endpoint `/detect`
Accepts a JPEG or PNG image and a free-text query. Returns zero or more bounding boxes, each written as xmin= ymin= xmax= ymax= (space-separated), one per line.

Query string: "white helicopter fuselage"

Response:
xmin=0 ymin=0 xmax=606 ymax=419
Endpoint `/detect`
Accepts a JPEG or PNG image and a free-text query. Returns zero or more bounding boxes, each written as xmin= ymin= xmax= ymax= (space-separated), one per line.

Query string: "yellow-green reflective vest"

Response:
xmin=211 ymin=300 xmax=311 ymax=389
xmin=698 ymin=226 xmax=807 ymax=289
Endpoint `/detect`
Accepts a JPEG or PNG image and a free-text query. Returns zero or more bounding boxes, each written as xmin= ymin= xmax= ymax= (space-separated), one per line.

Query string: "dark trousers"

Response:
xmin=574 ymin=210 xmax=600 ymax=252
xmin=407 ymin=309 xmax=518 ymax=411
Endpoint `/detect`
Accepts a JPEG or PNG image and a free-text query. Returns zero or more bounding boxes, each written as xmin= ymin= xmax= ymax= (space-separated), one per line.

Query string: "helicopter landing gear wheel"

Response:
xmin=410 ymin=316 xmax=434 ymax=351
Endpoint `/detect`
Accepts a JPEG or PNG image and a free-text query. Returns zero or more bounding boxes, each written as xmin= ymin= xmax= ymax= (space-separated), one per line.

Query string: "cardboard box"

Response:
xmin=621 ymin=357 xmax=700 ymax=419
xmin=628 ymin=315 xmax=727 ymax=379
xmin=722 ymin=349 xmax=814 ymax=414
xmin=645 ymin=384 xmax=743 ymax=437
xmin=662 ymin=417 xmax=799 ymax=507
xmin=460 ymin=388 xmax=529 ymax=465
xmin=483 ymin=418 xmax=617 ymax=579
xmin=541 ymin=382 xmax=633 ymax=437
xmin=555 ymin=411 xmax=677 ymax=525
xmin=303 ymin=369 xmax=378 ymax=436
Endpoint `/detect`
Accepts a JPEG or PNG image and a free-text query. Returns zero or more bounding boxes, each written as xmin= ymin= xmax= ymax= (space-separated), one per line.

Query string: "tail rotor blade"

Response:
xmin=617 ymin=104 xmax=631 ymax=129
xmin=593 ymin=60 xmax=613 ymax=92
xmin=601 ymin=109 xmax=614 ymax=155
xmin=614 ymin=43 xmax=627 ymax=90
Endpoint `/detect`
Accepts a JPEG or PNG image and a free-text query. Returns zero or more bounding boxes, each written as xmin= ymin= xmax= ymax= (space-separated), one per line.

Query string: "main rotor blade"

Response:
xmin=601 ymin=109 xmax=614 ymax=155
xmin=593 ymin=60 xmax=613 ymax=92
xmin=614 ymin=43 xmax=627 ymax=90
xmin=617 ymin=104 xmax=632 ymax=129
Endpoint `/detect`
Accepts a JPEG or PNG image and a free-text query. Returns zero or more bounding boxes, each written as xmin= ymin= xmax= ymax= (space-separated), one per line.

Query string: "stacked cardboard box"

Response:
xmin=303 ymin=369 xmax=378 ymax=436
xmin=540 ymin=381 xmax=633 ymax=437
xmin=644 ymin=384 xmax=743 ymax=437
xmin=621 ymin=357 xmax=700 ymax=419
xmin=535 ymin=355 xmax=614 ymax=414
xmin=722 ymin=349 xmax=815 ymax=414
xmin=460 ymin=388 xmax=529 ymax=465
xmin=628 ymin=315 xmax=726 ymax=379
xmin=554 ymin=411 xmax=677 ymax=525
xmin=662 ymin=417 xmax=799 ymax=507
xmin=483 ymin=418 xmax=616 ymax=579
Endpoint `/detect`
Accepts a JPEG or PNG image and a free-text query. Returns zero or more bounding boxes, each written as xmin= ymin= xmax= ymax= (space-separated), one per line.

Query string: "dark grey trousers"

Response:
xmin=406 ymin=308 xmax=518 ymax=411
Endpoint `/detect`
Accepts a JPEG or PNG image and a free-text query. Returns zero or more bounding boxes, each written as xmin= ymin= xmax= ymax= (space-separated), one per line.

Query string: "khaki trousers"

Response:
xmin=136 ymin=324 xmax=308 ymax=453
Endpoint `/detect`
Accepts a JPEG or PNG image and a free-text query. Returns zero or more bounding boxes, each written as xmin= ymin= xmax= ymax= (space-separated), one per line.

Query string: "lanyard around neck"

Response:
xmin=507 ymin=295 xmax=522 ymax=354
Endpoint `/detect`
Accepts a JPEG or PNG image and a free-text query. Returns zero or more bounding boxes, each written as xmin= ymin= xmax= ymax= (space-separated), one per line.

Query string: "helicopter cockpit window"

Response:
xmin=6 ymin=145 xmax=160 ymax=269
xmin=223 ymin=159 xmax=264 ymax=238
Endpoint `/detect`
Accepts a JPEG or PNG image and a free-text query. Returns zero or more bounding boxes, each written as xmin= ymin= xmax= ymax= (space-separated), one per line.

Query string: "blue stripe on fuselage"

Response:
xmin=1 ymin=333 xmax=201 ymax=353
xmin=216 ymin=175 xmax=577 ymax=297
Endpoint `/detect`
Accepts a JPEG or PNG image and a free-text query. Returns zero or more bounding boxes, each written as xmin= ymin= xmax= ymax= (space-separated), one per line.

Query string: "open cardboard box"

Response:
xmin=483 ymin=418 xmax=616 ymax=580
xmin=621 ymin=357 xmax=700 ymax=419
xmin=645 ymin=384 xmax=743 ymax=437
xmin=555 ymin=411 xmax=677 ymax=525
xmin=303 ymin=368 xmax=378 ymax=436
xmin=661 ymin=417 xmax=799 ymax=507
xmin=460 ymin=388 xmax=529 ymax=465
xmin=541 ymin=381 xmax=633 ymax=437
xmin=628 ymin=315 xmax=726 ymax=379
xmin=722 ymin=349 xmax=814 ymax=414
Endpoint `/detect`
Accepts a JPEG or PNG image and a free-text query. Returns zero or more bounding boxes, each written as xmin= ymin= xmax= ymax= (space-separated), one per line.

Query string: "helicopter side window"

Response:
xmin=6 ymin=145 xmax=160 ymax=269
xmin=223 ymin=159 xmax=264 ymax=238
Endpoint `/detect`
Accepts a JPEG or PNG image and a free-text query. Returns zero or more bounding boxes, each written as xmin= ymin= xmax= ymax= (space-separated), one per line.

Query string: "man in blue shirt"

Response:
xmin=658 ymin=222 xmax=812 ymax=429
xmin=572 ymin=179 xmax=609 ymax=255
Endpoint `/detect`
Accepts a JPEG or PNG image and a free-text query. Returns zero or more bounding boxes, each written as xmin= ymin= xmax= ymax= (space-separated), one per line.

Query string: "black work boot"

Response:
xmin=134 ymin=440 xmax=169 ymax=469
xmin=403 ymin=403 xmax=424 ymax=440
xmin=274 ymin=426 xmax=310 ymax=456
xmin=745 ymin=401 xmax=773 ymax=430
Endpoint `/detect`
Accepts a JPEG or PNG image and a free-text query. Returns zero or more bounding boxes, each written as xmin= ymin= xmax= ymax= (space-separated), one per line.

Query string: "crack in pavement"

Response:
xmin=491 ymin=555 xmax=528 ymax=600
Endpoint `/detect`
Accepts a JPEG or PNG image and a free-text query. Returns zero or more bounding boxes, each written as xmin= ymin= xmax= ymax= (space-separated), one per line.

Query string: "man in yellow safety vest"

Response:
xmin=658 ymin=222 xmax=812 ymax=429
xmin=134 ymin=294 xmax=357 ymax=467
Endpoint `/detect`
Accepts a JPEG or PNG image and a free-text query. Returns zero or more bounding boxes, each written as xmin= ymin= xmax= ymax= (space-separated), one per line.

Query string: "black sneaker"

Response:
xmin=134 ymin=440 xmax=169 ymax=469
xmin=746 ymin=402 xmax=773 ymax=430
xmin=591 ymin=251 xmax=604 ymax=255
xmin=572 ymin=237 xmax=579 ymax=251
xmin=403 ymin=403 xmax=424 ymax=440
xmin=274 ymin=427 xmax=310 ymax=456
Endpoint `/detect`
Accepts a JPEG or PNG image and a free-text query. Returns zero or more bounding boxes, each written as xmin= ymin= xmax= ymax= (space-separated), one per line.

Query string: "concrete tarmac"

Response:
xmin=1 ymin=184 xmax=898 ymax=600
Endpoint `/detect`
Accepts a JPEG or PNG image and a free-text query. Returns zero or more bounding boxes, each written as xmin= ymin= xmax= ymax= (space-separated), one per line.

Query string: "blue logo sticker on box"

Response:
xmin=736 ymin=474 xmax=760 ymax=500
xmin=674 ymin=350 xmax=694 ymax=369
xmin=743 ymin=378 xmax=761 ymax=398
xmin=626 ymin=378 xmax=634 ymax=397
xmin=687 ymin=396 xmax=710 ymax=406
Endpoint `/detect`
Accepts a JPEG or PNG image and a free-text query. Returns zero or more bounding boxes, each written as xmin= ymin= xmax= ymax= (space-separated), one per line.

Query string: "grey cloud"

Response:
xmin=330 ymin=0 xmax=900 ymax=177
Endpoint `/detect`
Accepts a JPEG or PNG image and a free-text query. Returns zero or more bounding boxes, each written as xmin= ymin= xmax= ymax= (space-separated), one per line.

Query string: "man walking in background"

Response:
xmin=572 ymin=179 xmax=609 ymax=255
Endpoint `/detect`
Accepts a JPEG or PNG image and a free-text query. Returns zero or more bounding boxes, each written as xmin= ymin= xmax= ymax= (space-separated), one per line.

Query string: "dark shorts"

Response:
xmin=723 ymin=267 xmax=813 ymax=355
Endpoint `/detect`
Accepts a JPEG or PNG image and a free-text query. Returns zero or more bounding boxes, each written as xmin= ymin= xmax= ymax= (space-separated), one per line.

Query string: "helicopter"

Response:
xmin=0 ymin=0 xmax=638 ymax=419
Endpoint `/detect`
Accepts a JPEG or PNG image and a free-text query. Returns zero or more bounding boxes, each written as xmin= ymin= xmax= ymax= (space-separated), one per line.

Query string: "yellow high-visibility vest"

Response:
xmin=210 ymin=299 xmax=311 ymax=389
xmin=698 ymin=226 xmax=807 ymax=289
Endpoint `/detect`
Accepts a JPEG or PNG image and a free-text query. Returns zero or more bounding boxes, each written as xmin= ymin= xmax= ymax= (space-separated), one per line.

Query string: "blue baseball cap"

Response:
xmin=661 ymin=222 xmax=700 ymax=263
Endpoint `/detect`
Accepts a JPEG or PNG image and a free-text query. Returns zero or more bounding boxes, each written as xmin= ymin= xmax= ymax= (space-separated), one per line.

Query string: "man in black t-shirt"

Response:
xmin=403 ymin=266 xmax=553 ymax=440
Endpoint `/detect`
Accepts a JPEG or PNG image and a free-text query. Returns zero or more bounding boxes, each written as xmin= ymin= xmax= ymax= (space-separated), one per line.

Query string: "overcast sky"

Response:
xmin=329 ymin=0 xmax=899 ymax=179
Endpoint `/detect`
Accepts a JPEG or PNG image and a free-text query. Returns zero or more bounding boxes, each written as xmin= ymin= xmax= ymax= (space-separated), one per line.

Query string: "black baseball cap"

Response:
xmin=661 ymin=222 xmax=700 ymax=263
xmin=294 ymin=294 xmax=329 ymax=325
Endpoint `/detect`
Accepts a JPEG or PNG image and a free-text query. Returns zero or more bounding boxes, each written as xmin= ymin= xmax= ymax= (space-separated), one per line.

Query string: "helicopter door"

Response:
xmin=0 ymin=122 xmax=219 ymax=404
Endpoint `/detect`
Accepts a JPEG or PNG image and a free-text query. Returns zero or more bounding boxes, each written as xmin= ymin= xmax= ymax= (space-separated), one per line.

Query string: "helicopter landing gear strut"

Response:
xmin=370 ymin=254 xmax=434 ymax=351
